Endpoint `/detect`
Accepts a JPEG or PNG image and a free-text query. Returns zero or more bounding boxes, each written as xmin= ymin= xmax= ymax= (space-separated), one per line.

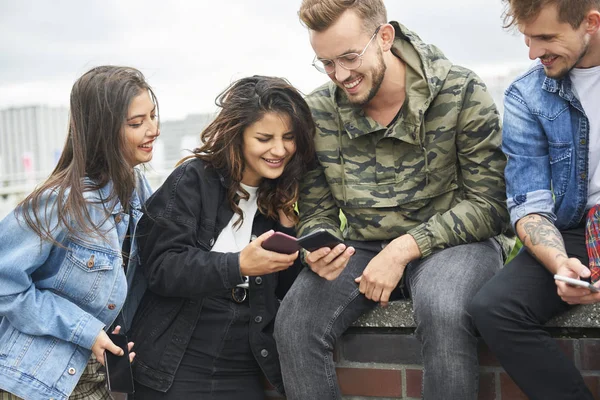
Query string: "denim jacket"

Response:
xmin=0 ymin=171 xmax=152 ymax=400
xmin=503 ymin=63 xmax=590 ymax=230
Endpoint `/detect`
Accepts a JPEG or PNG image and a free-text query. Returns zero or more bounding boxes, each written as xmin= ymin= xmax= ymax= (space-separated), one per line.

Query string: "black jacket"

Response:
xmin=129 ymin=158 xmax=301 ymax=394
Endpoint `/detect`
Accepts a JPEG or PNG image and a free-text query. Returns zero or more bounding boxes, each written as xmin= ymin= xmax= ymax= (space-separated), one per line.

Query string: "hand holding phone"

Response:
xmin=554 ymin=274 xmax=599 ymax=293
xmin=104 ymin=333 xmax=135 ymax=394
xmin=261 ymin=232 xmax=300 ymax=254
xmin=261 ymin=229 xmax=344 ymax=254
xmin=296 ymin=229 xmax=343 ymax=252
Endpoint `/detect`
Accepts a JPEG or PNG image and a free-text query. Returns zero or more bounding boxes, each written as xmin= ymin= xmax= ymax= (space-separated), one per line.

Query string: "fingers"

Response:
xmin=127 ymin=342 xmax=134 ymax=352
xmin=556 ymin=281 xmax=589 ymax=296
xmin=111 ymin=325 xmax=121 ymax=335
xmin=95 ymin=351 xmax=106 ymax=366
xmin=309 ymin=246 xmax=354 ymax=280
xmin=105 ymin=340 xmax=124 ymax=357
xmin=129 ymin=352 xmax=136 ymax=363
xmin=252 ymin=230 xmax=275 ymax=245
xmin=379 ymin=289 xmax=392 ymax=308
xmin=564 ymin=258 xmax=591 ymax=279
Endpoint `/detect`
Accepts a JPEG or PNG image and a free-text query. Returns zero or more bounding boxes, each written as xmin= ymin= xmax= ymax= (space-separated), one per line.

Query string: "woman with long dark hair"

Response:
xmin=0 ymin=65 xmax=159 ymax=400
xmin=128 ymin=75 xmax=316 ymax=399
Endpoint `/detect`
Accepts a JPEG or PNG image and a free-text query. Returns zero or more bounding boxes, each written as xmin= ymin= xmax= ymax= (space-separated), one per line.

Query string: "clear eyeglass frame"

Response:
xmin=312 ymin=26 xmax=382 ymax=75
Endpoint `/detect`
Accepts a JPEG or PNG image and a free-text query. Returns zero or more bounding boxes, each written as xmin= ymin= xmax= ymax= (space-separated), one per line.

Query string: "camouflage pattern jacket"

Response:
xmin=298 ymin=21 xmax=512 ymax=258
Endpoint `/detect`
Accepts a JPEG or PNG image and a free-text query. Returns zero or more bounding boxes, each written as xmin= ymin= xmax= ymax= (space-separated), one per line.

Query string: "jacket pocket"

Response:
xmin=53 ymin=239 xmax=117 ymax=304
xmin=548 ymin=141 xmax=572 ymax=197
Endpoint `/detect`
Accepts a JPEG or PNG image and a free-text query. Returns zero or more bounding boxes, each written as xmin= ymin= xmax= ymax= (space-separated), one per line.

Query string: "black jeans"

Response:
xmin=134 ymin=296 xmax=264 ymax=400
xmin=469 ymin=222 xmax=594 ymax=400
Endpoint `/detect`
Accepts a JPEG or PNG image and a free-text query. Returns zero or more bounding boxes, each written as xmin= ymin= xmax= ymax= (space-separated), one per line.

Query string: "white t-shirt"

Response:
xmin=570 ymin=66 xmax=600 ymax=208
xmin=211 ymin=183 xmax=259 ymax=288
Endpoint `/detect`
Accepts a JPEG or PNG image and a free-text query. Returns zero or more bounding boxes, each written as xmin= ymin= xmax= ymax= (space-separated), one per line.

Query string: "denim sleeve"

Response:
xmin=503 ymin=87 xmax=556 ymax=229
xmin=0 ymin=196 xmax=105 ymax=350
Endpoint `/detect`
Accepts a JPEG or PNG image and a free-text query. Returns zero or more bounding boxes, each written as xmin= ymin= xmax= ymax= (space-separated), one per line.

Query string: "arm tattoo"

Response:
xmin=520 ymin=215 xmax=568 ymax=260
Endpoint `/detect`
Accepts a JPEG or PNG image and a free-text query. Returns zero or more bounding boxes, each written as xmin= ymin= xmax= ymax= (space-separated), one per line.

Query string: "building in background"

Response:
xmin=0 ymin=105 xmax=68 ymax=187
xmin=157 ymin=113 xmax=214 ymax=169
xmin=0 ymin=107 xmax=214 ymax=218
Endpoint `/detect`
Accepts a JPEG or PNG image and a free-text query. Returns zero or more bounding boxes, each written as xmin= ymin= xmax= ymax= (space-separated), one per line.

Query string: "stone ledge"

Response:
xmin=352 ymin=300 xmax=600 ymax=328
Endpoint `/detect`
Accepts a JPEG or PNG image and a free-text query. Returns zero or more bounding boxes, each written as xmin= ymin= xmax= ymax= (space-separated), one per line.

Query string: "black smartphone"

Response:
xmin=297 ymin=229 xmax=343 ymax=252
xmin=261 ymin=232 xmax=300 ymax=254
xmin=104 ymin=333 xmax=134 ymax=394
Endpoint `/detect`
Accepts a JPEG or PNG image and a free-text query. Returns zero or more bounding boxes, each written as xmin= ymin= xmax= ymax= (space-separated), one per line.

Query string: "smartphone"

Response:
xmin=554 ymin=274 xmax=599 ymax=293
xmin=104 ymin=333 xmax=134 ymax=394
xmin=297 ymin=229 xmax=343 ymax=252
xmin=261 ymin=231 xmax=300 ymax=254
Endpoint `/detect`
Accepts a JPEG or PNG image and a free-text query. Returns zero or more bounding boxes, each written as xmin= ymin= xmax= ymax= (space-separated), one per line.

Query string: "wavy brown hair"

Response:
xmin=502 ymin=0 xmax=600 ymax=28
xmin=17 ymin=65 xmax=159 ymax=242
xmin=182 ymin=76 xmax=316 ymax=227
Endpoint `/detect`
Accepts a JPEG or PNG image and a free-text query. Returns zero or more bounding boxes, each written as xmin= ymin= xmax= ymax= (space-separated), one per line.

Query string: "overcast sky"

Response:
xmin=0 ymin=0 xmax=531 ymax=121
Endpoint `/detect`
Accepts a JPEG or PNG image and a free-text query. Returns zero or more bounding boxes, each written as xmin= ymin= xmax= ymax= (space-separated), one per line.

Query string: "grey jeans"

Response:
xmin=274 ymin=239 xmax=502 ymax=400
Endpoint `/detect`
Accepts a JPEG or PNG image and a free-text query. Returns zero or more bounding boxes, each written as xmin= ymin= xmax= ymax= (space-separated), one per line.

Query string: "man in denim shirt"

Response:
xmin=469 ymin=1 xmax=600 ymax=399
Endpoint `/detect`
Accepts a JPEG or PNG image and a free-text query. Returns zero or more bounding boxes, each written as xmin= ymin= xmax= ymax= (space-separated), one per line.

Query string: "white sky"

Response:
xmin=0 ymin=0 xmax=530 ymax=121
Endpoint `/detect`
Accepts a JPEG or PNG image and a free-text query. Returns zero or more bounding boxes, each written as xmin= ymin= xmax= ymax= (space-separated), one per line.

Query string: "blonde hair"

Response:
xmin=298 ymin=0 xmax=387 ymax=33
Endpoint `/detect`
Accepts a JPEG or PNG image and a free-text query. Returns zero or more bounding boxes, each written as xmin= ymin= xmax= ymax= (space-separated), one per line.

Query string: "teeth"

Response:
xmin=264 ymin=158 xmax=283 ymax=164
xmin=344 ymin=77 xmax=362 ymax=89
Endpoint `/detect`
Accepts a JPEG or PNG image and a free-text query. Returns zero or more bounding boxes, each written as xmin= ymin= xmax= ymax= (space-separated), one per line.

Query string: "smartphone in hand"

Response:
xmin=261 ymin=232 xmax=300 ymax=254
xmin=554 ymin=274 xmax=599 ymax=293
xmin=104 ymin=333 xmax=135 ymax=394
xmin=297 ymin=229 xmax=343 ymax=252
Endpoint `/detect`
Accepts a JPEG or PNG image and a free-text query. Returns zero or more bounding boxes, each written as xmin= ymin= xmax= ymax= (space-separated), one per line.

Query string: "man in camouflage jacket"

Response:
xmin=274 ymin=1 xmax=512 ymax=399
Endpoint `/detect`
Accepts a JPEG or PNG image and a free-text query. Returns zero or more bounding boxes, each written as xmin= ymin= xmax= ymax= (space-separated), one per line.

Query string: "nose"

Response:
xmin=333 ymin=63 xmax=351 ymax=83
xmin=148 ymin=119 xmax=160 ymax=137
xmin=270 ymin=139 xmax=286 ymax=157
xmin=527 ymin=38 xmax=544 ymax=60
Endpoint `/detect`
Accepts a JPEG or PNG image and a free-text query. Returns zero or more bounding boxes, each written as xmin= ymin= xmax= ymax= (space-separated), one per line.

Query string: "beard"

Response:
xmin=342 ymin=48 xmax=386 ymax=106
xmin=543 ymin=38 xmax=589 ymax=79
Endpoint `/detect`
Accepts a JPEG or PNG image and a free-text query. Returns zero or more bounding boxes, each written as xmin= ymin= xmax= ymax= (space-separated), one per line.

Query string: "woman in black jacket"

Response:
xmin=128 ymin=76 xmax=316 ymax=399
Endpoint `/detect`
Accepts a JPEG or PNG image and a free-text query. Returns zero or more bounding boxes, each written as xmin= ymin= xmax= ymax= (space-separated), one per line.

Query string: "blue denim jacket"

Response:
xmin=504 ymin=63 xmax=590 ymax=231
xmin=0 ymin=171 xmax=152 ymax=400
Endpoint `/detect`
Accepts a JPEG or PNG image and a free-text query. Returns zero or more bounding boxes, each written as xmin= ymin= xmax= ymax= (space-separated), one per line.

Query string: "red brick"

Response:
xmin=500 ymin=373 xmax=528 ymax=400
xmin=478 ymin=372 xmax=496 ymax=400
xmin=581 ymin=339 xmax=600 ymax=370
xmin=583 ymin=375 xmax=600 ymax=400
xmin=337 ymin=367 xmax=402 ymax=397
xmin=406 ymin=368 xmax=423 ymax=398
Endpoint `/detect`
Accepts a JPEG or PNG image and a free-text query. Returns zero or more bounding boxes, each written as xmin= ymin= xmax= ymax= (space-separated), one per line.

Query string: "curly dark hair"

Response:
xmin=183 ymin=75 xmax=316 ymax=227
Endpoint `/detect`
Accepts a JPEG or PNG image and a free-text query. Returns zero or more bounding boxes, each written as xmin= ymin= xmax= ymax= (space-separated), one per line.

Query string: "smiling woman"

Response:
xmin=127 ymin=76 xmax=317 ymax=399
xmin=0 ymin=65 xmax=158 ymax=400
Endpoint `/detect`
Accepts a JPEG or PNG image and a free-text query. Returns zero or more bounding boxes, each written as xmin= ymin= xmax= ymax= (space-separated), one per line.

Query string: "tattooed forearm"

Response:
xmin=518 ymin=215 xmax=568 ymax=259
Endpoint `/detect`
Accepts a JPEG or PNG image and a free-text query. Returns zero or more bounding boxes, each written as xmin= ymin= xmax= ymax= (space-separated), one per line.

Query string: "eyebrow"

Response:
xmin=318 ymin=49 xmax=361 ymax=60
xmin=127 ymin=106 xmax=156 ymax=121
xmin=256 ymin=131 xmax=294 ymax=136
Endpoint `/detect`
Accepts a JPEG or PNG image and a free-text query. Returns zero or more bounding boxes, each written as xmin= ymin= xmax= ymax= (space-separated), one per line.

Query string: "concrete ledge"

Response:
xmin=352 ymin=299 xmax=600 ymax=329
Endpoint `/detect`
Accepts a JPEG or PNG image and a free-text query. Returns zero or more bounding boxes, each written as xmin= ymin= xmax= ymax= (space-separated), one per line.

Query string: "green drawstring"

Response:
xmin=420 ymin=121 xmax=430 ymax=186
xmin=338 ymin=113 xmax=348 ymax=205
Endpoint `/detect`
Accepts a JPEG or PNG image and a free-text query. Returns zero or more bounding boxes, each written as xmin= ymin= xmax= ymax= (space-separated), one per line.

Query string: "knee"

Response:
xmin=468 ymin=285 xmax=508 ymax=332
xmin=417 ymin=298 xmax=470 ymax=333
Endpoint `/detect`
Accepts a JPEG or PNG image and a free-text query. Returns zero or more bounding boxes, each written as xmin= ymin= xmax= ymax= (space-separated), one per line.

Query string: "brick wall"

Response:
xmin=265 ymin=328 xmax=600 ymax=399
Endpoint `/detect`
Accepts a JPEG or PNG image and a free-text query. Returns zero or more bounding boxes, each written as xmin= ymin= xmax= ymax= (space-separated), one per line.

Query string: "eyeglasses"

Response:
xmin=312 ymin=26 xmax=381 ymax=75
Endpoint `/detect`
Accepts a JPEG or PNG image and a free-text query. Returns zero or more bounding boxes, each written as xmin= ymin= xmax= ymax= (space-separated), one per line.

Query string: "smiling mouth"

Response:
xmin=343 ymin=76 xmax=363 ymax=89
xmin=540 ymin=55 xmax=558 ymax=66
xmin=263 ymin=158 xmax=285 ymax=165
xmin=139 ymin=139 xmax=155 ymax=149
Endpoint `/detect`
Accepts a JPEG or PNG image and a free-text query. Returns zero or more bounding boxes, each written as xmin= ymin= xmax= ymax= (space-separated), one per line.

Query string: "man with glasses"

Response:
xmin=274 ymin=0 xmax=512 ymax=399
